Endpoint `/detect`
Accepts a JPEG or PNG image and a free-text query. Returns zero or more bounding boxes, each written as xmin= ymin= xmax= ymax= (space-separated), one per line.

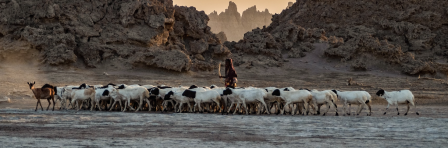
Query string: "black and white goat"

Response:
xmin=182 ymin=89 xmax=222 ymax=113
xmin=376 ymin=89 xmax=419 ymax=115
xmin=272 ymin=89 xmax=312 ymax=115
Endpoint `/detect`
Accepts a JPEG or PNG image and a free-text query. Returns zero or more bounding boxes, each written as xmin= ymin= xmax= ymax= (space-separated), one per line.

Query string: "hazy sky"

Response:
xmin=173 ymin=0 xmax=293 ymax=15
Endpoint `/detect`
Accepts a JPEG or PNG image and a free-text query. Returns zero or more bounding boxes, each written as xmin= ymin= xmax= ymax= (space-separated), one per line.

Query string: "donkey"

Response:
xmin=27 ymin=81 xmax=55 ymax=111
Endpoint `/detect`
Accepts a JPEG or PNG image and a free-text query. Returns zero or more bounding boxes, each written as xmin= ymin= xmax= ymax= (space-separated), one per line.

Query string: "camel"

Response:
xmin=27 ymin=81 xmax=55 ymax=111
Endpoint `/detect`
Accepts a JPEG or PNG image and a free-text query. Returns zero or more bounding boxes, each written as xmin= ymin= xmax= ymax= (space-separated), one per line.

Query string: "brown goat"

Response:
xmin=27 ymin=81 xmax=55 ymax=111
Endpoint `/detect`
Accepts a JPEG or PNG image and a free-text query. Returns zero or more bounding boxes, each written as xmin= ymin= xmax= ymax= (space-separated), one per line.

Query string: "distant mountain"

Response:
xmin=208 ymin=1 xmax=272 ymax=41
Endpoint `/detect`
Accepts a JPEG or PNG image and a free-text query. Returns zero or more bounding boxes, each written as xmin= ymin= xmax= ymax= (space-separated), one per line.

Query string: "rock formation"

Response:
xmin=226 ymin=0 xmax=448 ymax=76
xmin=286 ymin=2 xmax=294 ymax=9
xmin=216 ymin=32 xmax=228 ymax=42
xmin=208 ymin=1 xmax=272 ymax=41
xmin=0 ymin=0 xmax=229 ymax=72
xmin=226 ymin=21 xmax=329 ymax=68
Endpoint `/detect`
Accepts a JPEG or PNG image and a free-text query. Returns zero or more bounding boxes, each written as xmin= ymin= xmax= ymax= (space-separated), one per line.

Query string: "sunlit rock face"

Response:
xmin=208 ymin=1 xmax=272 ymax=41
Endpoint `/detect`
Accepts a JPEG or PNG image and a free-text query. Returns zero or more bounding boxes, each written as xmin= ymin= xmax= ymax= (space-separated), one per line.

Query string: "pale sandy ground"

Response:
xmin=1 ymin=56 xmax=448 ymax=147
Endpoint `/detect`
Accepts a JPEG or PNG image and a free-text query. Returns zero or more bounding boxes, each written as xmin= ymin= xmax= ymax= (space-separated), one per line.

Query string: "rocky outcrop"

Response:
xmin=216 ymin=32 xmax=227 ymax=42
xmin=282 ymin=0 xmax=448 ymax=75
xmin=286 ymin=2 xmax=294 ymax=9
xmin=227 ymin=0 xmax=448 ymax=76
xmin=208 ymin=1 xmax=272 ymax=41
xmin=0 ymin=0 xmax=229 ymax=71
xmin=226 ymin=20 xmax=330 ymax=68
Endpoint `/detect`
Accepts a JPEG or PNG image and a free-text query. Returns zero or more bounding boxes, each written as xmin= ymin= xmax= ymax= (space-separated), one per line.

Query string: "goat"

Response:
xmin=263 ymin=87 xmax=281 ymax=114
xmin=92 ymin=85 xmax=115 ymax=111
xmin=223 ymin=87 xmax=247 ymax=114
xmin=150 ymin=87 xmax=178 ymax=112
xmin=309 ymin=89 xmax=338 ymax=116
xmin=53 ymin=86 xmax=65 ymax=110
xmin=226 ymin=88 xmax=270 ymax=115
xmin=182 ymin=89 xmax=222 ymax=113
xmin=272 ymin=89 xmax=312 ymax=115
xmin=165 ymin=90 xmax=194 ymax=113
xmin=209 ymin=85 xmax=229 ymax=113
xmin=60 ymin=85 xmax=82 ymax=110
xmin=332 ymin=90 xmax=372 ymax=116
xmin=27 ymin=82 xmax=55 ymax=111
xmin=161 ymin=87 xmax=187 ymax=112
xmin=376 ymin=89 xmax=419 ymax=115
xmin=109 ymin=85 xmax=149 ymax=112
xmin=70 ymin=87 xmax=96 ymax=111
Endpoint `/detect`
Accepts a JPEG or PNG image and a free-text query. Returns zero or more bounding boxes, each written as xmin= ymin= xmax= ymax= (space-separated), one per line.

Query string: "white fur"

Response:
xmin=377 ymin=90 xmax=418 ymax=115
xmin=273 ymin=89 xmax=312 ymax=115
xmin=263 ymin=87 xmax=282 ymax=114
xmin=70 ymin=88 xmax=96 ymax=111
xmin=237 ymin=88 xmax=270 ymax=115
xmin=92 ymin=85 xmax=115 ymax=111
xmin=310 ymin=89 xmax=338 ymax=116
xmin=109 ymin=86 xmax=150 ymax=112
xmin=333 ymin=90 xmax=372 ymax=116
xmin=186 ymin=90 xmax=222 ymax=113
xmin=165 ymin=91 xmax=194 ymax=113
xmin=60 ymin=85 xmax=82 ymax=110
xmin=163 ymin=87 xmax=187 ymax=112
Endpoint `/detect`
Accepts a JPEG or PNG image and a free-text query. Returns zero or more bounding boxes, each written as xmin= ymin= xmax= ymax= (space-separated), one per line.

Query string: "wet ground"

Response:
xmin=0 ymin=104 xmax=447 ymax=147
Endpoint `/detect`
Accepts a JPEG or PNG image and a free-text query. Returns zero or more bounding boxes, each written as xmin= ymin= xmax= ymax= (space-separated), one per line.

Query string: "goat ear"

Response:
xmin=33 ymin=81 xmax=35 ymax=84
xmin=27 ymin=82 xmax=29 ymax=84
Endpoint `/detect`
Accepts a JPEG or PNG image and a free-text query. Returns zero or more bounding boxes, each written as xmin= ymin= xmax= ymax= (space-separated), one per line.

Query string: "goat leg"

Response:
xmin=35 ymin=99 xmax=39 ymax=111
xmin=46 ymin=98 xmax=51 ymax=111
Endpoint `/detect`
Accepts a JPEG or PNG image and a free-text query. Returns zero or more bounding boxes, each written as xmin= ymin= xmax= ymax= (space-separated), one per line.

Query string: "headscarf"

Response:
xmin=225 ymin=59 xmax=237 ymax=78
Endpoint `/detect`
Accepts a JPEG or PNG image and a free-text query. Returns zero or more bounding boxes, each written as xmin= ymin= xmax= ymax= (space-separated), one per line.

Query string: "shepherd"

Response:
xmin=219 ymin=58 xmax=238 ymax=88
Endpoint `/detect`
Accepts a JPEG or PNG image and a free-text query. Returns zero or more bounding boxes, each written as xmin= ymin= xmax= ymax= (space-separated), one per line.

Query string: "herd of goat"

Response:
xmin=26 ymin=81 xmax=420 ymax=116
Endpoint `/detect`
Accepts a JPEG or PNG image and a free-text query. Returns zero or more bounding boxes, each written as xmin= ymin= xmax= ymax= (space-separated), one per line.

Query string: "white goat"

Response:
xmin=376 ymin=89 xmax=419 ymax=115
xmin=272 ymin=89 xmax=312 ymax=115
xmin=59 ymin=85 xmax=82 ymax=110
xmin=263 ymin=87 xmax=281 ymax=114
xmin=109 ymin=85 xmax=150 ymax=112
xmin=262 ymin=87 xmax=297 ymax=114
xmin=69 ymin=87 xmax=96 ymax=111
xmin=223 ymin=87 xmax=249 ymax=114
xmin=310 ymin=89 xmax=338 ymax=116
xmin=209 ymin=86 xmax=230 ymax=114
xmin=332 ymin=90 xmax=372 ymax=116
xmin=238 ymin=88 xmax=270 ymax=115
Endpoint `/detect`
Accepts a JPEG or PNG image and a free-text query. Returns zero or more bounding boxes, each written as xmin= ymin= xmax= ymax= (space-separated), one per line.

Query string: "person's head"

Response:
xmin=225 ymin=59 xmax=232 ymax=66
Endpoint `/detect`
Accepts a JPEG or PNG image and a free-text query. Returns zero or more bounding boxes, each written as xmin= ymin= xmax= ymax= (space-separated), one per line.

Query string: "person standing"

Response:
xmin=219 ymin=58 xmax=238 ymax=87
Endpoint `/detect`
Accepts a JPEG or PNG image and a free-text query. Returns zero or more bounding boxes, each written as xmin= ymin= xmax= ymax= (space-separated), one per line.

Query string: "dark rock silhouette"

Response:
xmin=226 ymin=0 xmax=448 ymax=76
xmin=0 ymin=0 xmax=229 ymax=71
